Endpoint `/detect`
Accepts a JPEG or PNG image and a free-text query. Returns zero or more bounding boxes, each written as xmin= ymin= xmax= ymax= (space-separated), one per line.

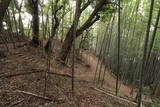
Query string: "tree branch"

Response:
xmin=77 ymin=15 xmax=100 ymax=36
xmin=108 ymin=1 xmax=122 ymax=9
xmin=80 ymin=0 xmax=92 ymax=13
xmin=56 ymin=5 xmax=63 ymax=13
xmin=76 ymin=0 xmax=108 ymax=36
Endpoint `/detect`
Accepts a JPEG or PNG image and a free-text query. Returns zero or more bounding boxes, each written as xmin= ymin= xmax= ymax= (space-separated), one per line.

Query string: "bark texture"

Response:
xmin=29 ymin=0 xmax=40 ymax=47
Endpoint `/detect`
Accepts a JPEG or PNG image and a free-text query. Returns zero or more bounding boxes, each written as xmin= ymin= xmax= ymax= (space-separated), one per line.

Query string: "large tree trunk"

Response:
xmin=60 ymin=15 xmax=100 ymax=61
xmin=60 ymin=26 xmax=74 ymax=61
xmin=60 ymin=0 xmax=108 ymax=62
xmin=0 ymin=0 xmax=11 ymax=33
xmin=60 ymin=0 xmax=82 ymax=62
xmin=0 ymin=0 xmax=11 ymax=54
xmin=30 ymin=0 xmax=40 ymax=47
xmin=60 ymin=15 xmax=99 ymax=61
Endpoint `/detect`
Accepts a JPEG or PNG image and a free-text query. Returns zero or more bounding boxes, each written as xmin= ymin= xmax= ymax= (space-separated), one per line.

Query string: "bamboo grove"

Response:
xmin=0 ymin=0 xmax=160 ymax=106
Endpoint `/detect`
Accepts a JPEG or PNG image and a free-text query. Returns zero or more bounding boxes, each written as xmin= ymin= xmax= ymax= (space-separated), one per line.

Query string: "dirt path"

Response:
xmin=75 ymin=51 xmax=153 ymax=103
xmin=75 ymin=51 xmax=138 ymax=99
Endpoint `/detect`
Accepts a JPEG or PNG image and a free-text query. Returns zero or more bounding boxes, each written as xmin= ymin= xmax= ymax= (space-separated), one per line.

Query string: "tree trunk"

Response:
xmin=0 ymin=0 xmax=11 ymax=51
xmin=60 ymin=0 xmax=108 ymax=62
xmin=60 ymin=25 xmax=74 ymax=62
xmin=0 ymin=0 xmax=11 ymax=33
xmin=45 ymin=0 xmax=60 ymax=53
xmin=30 ymin=0 xmax=40 ymax=47
xmin=137 ymin=0 xmax=154 ymax=106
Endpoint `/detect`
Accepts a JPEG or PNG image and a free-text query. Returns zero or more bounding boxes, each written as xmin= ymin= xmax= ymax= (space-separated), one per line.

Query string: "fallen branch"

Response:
xmin=8 ymin=99 xmax=24 ymax=107
xmin=48 ymin=72 xmax=72 ymax=78
xmin=16 ymin=90 xmax=52 ymax=101
xmin=15 ymin=90 xmax=63 ymax=103
xmin=93 ymin=87 xmax=137 ymax=106
xmin=0 ymin=69 xmax=72 ymax=78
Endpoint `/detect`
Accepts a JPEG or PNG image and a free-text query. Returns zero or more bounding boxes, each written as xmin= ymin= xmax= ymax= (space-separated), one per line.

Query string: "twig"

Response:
xmin=8 ymin=99 xmax=24 ymax=107
xmin=15 ymin=90 xmax=63 ymax=103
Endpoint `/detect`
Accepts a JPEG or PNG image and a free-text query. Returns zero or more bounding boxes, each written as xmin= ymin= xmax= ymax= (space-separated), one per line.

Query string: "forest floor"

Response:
xmin=0 ymin=41 xmax=153 ymax=107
